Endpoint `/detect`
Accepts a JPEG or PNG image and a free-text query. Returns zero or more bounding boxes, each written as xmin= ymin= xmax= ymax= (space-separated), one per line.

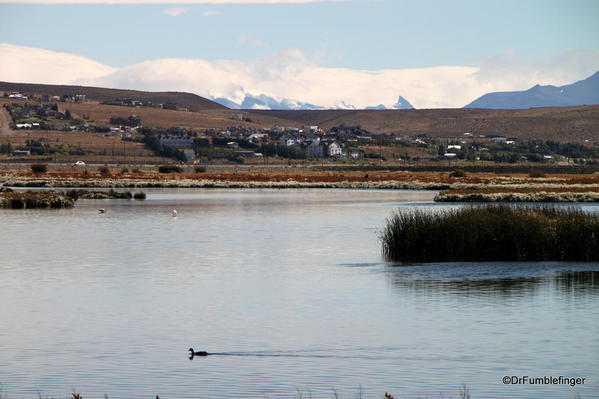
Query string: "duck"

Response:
xmin=172 ymin=209 xmax=178 ymax=217
xmin=189 ymin=348 xmax=209 ymax=358
xmin=98 ymin=208 xmax=106 ymax=214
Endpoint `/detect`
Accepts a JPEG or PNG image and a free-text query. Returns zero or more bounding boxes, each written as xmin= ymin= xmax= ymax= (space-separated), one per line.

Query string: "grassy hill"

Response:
xmin=0 ymin=81 xmax=227 ymax=112
xmin=249 ymin=105 xmax=599 ymax=142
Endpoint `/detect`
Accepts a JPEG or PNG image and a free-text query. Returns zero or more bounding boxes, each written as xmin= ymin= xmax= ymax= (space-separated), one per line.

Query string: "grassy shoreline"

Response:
xmin=435 ymin=191 xmax=599 ymax=202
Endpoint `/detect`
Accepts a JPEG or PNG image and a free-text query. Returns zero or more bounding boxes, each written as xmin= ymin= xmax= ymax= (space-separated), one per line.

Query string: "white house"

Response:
xmin=279 ymin=134 xmax=301 ymax=147
xmin=326 ymin=141 xmax=343 ymax=157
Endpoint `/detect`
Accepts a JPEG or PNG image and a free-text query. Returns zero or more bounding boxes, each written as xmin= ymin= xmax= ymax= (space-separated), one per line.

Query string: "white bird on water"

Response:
xmin=98 ymin=208 xmax=106 ymax=214
xmin=172 ymin=209 xmax=178 ymax=217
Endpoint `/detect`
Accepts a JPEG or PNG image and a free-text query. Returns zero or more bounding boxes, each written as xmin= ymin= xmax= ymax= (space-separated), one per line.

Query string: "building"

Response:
xmin=326 ymin=141 xmax=343 ymax=157
xmin=159 ymin=137 xmax=195 ymax=149
xmin=347 ymin=148 xmax=364 ymax=159
xmin=182 ymin=149 xmax=196 ymax=160
xmin=303 ymin=125 xmax=319 ymax=134
xmin=279 ymin=133 xmax=301 ymax=147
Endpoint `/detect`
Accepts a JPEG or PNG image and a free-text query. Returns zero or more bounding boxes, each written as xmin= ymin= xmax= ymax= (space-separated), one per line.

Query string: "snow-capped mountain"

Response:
xmin=365 ymin=96 xmax=415 ymax=110
xmin=212 ymin=93 xmax=415 ymax=110
xmin=213 ymin=93 xmax=325 ymax=110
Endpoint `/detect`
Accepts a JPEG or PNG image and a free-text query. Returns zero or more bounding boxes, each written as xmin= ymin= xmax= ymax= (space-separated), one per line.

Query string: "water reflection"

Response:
xmin=386 ymin=264 xmax=599 ymax=299
xmin=556 ymin=270 xmax=599 ymax=295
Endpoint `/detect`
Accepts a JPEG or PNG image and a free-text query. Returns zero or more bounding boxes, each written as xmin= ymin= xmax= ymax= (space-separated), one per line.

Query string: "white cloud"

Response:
xmin=0 ymin=43 xmax=116 ymax=85
xmin=1 ymin=43 xmax=598 ymax=108
xmin=163 ymin=7 xmax=191 ymax=16
xmin=473 ymin=49 xmax=599 ymax=88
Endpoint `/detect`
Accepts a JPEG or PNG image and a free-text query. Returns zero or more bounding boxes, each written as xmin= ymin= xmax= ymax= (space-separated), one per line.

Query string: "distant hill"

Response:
xmin=0 ymin=81 xmax=227 ymax=112
xmin=249 ymin=105 xmax=599 ymax=142
xmin=465 ymin=71 xmax=599 ymax=109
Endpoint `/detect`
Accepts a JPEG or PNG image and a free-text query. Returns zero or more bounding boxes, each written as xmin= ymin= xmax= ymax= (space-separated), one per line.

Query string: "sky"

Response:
xmin=1 ymin=0 xmax=598 ymax=108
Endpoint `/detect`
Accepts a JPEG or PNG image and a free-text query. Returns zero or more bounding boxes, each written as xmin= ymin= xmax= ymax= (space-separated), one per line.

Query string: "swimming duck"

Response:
xmin=189 ymin=348 xmax=209 ymax=357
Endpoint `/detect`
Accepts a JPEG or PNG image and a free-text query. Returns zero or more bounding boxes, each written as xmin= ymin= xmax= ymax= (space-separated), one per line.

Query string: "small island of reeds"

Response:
xmin=0 ymin=190 xmax=75 ymax=209
xmin=0 ymin=188 xmax=147 ymax=209
xmin=380 ymin=205 xmax=599 ymax=262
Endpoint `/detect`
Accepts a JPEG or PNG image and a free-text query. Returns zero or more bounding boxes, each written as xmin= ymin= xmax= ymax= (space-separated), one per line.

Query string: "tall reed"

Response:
xmin=380 ymin=205 xmax=599 ymax=262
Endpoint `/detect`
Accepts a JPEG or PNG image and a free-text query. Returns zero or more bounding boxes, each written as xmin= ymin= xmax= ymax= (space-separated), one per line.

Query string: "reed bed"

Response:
xmin=380 ymin=205 xmax=599 ymax=262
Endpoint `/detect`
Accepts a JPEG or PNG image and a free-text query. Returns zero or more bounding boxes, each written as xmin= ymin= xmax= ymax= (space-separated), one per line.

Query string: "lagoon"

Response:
xmin=0 ymin=189 xmax=598 ymax=399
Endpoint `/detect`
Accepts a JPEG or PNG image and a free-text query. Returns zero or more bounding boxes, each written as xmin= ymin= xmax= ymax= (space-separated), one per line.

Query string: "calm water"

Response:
xmin=1 ymin=189 xmax=598 ymax=399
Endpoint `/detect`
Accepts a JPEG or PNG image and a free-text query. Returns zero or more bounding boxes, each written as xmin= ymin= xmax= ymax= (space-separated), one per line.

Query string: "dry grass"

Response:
xmin=57 ymin=103 xmax=299 ymax=130
xmin=0 ymin=129 xmax=157 ymax=158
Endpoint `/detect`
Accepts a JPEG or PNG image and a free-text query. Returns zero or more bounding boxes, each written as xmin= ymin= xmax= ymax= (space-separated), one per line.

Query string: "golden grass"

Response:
xmin=0 ymin=129 xmax=155 ymax=157
xmin=56 ymin=102 xmax=299 ymax=130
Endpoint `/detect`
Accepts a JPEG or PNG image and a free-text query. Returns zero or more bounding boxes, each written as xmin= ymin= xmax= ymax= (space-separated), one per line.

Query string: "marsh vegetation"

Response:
xmin=380 ymin=205 xmax=599 ymax=262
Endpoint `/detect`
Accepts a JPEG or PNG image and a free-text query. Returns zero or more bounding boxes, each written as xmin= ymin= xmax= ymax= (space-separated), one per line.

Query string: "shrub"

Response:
xmin=228 ymin=154 xmax=245 ymax=164
xmin=529 ymin=169 xmax=545 ymax=178
xmin=380 ymin=205 xmax=599 ymax=262
xmin=450 ymin=169 xmax=467 ymax=178
xmin=30 ymin=163 xmax=47 ymax=173
xmin=98 ymin=166 xmax=110 ymax=175
xmin=158 ymin=165 xmax=183 ymax=173
xmin=194 ymin=166 xmax=206 ymax=173
xmin=120 ymin=167 xmax=129 ymax=174
xmin=133 ymin=192 xmax=146 ymax=200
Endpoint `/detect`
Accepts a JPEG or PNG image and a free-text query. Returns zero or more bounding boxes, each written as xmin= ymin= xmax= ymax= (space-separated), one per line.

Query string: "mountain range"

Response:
xmin=214 ymin=71 xmax=599 ymax=111
xmin=466 ymin=71 xmax=599 ymax=109
xmin=213 ymin=94 xmax=414 ymax=111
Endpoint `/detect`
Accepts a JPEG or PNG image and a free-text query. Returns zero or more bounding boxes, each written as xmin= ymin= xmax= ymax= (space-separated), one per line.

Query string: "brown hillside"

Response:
xmin=60 ymin=103 xmax=299 ymax=130
xmin=250 ymin=106 xmax=599 ymax=142
xmin=0 ymin=98 xmax=300 ymax=130
xmin=0 ymin=81 xmax=227 ymax=112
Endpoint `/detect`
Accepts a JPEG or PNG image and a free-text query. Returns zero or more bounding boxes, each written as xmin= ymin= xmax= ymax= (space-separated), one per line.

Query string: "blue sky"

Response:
xmin=1 ymin=0 xmax=598 ymax=69
xmin=1 ymin=0 xmax=598 ymax=108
